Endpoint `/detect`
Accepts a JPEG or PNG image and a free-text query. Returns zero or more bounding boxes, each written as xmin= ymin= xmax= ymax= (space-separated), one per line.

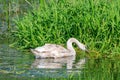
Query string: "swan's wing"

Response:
xmin=32 ymin=44 xmax=72 ymax=58
xmin=34 ymin=44 xmax=68 ymax=53
xmin=34 ymin=44 xmax=59 ymax=52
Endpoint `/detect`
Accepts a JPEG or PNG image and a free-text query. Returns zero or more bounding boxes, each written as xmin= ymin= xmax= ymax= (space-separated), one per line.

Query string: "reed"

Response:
xmin=11 ymin=0 xmax=120 ymax=55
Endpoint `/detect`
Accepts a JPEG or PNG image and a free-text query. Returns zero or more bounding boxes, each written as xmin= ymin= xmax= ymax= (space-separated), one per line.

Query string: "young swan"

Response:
xmin=31 ymin=38 xmax=88 ymax=59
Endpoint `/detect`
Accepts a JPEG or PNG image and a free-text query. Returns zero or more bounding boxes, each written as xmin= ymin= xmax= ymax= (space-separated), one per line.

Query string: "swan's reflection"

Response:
xmin=31 ymin=56 xmax=86 ymax=69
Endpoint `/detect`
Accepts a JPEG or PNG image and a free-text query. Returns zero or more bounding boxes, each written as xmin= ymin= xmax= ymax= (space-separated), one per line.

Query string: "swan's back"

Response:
xmin=36 ymin=44 xmax=68 ymax=52
xmin=31 ymin=44 xmax=71 ymax=58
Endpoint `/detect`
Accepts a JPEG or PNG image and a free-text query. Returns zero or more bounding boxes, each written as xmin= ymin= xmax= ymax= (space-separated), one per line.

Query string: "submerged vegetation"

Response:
xmin=11 ymin=0 xmax=120 ymax=55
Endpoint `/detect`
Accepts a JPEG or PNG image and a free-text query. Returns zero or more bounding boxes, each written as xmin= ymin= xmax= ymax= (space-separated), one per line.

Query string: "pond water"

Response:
xmin=0 ymin=1 xmax=120 ymax=80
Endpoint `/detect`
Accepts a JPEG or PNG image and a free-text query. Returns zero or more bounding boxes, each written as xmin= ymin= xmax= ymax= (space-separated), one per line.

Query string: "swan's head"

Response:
xmin=80 ymin=44 xmax=89 ymax=53
xmin=67 ymin=38 xmax=89 ymax=53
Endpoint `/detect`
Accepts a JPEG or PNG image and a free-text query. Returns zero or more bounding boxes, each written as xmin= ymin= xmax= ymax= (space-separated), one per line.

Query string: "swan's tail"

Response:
xmin=30 ymin=49 xmax=35 ymax=54
xmin=30 ymin=48 xmax=41 ymax=54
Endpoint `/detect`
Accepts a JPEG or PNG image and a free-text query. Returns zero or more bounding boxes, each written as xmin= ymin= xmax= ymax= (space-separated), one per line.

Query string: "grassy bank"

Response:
xmin=11 ymin=0 xmax=120 ymax=55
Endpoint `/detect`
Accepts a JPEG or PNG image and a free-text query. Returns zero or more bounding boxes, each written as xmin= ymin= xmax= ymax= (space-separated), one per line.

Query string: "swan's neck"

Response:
xmin=67 ymin=38 xmax=86 ymax=55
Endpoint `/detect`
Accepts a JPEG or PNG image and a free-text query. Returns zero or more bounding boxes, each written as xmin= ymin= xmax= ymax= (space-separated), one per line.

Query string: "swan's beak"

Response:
xmin=85 ymin=46 xmax=89 ymax=53
xmin=85 ymin=49 xmax=89 ymax=53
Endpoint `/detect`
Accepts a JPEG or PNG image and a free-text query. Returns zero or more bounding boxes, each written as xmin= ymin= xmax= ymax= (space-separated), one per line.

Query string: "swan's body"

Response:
xmin=31 ymin=38 xmax=88 ymax=59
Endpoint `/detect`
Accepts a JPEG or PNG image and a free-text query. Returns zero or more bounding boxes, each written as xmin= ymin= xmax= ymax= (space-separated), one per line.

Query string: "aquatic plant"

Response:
xmin=11 ymin=0 xmax=120 ymax=54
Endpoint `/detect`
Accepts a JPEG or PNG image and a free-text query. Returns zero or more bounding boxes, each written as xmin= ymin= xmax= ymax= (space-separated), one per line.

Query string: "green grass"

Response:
xmin=11 ymin=0 xmax=120 ymax=55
